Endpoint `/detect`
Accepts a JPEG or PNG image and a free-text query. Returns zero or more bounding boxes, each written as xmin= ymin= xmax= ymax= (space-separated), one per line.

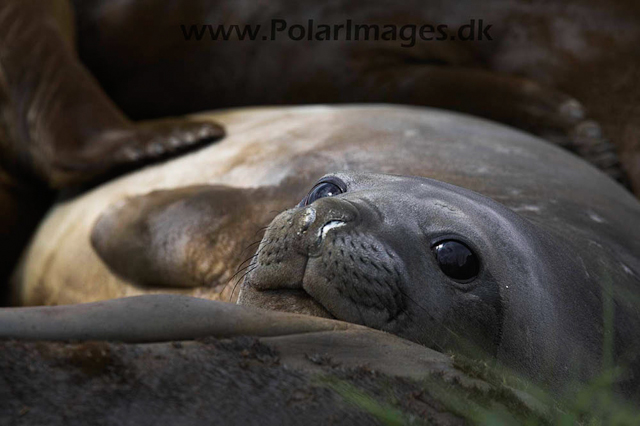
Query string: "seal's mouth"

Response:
xmin=243 ymin=286 xmax=335 ymax=319
xmin=238 ymin=228 xmax=340 ymax=319
xmin=237 ymin=214 xmax=353 ymax=320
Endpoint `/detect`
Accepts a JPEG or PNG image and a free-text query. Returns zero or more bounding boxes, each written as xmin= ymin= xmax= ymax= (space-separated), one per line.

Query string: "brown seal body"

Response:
xmin=0 ymin=0 xmax=224 ymax=297
xmin=73 ymin=0 xmax=640 ymax=188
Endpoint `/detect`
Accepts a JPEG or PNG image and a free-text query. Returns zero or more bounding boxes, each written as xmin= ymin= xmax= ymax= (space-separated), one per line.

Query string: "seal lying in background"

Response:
xmin=11 ymin=105 xmax=640 ymax=395
xmin=72 ymin=0 xmax=640 ymax=189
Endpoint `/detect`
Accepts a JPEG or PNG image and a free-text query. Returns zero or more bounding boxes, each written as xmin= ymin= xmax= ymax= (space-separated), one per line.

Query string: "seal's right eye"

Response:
xmin=305 ymin=181 xmax=343 ymax=205
xmin=298 ymin=177 xmax=347 ymax=207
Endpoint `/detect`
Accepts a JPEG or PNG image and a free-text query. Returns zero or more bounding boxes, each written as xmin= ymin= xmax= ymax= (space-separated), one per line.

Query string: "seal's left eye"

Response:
xmin=432 ymin=240 xmax=479 ymax=282
xmin=305 ymin=181 xmax=343 ymax=205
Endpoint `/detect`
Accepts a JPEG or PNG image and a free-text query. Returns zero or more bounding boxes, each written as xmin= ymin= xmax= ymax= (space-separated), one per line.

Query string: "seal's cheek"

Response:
xmin=300 ymin=231 xmax=411 ymax=330
xmin=301 ymin=255 xmax=405 ymax=328
xmin=440 ymin=291 xmax=503 ymax=357
xmin=404 ymin=276 xmax=503 ymax=357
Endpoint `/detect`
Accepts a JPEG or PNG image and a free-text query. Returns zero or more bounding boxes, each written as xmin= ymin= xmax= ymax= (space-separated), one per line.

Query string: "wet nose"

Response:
xmin=291 ymin=197 xmax=358 ymax=250
xmin=298 ymin=206 xmax=316 ymax=233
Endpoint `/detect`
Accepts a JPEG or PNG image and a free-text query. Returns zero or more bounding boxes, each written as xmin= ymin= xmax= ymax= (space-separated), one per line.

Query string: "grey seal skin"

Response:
xmin=3 ymin=0 xmax=639 ymax=298
xmin=237 ymin=172 xmax=640 ymax=393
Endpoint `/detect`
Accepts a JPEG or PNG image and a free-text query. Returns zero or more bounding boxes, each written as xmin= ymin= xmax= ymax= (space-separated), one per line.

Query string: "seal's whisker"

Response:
xmin=228 ymin=260 xmax=260 ymax=284
xmin=237 ymin=239 xmax=263 ymax=259
xmin=396 ymin=289 xmax=438 ymax=323
xmin=234 ymin=240 xmax=271 ymax=275
xmin=236 ymin=266 xmax=257 ymax=285
xmin=235 ymin=254 xmax=258 ymax=273
xmin=227 ymin=244 xmax=272 ymax=301
xmin=229 ymin=266 xmax=258 ymax=302
xmin=236 ymin=242 xmax=268 ymax=272
xmin=253 ymin=226 xmax=270 ymax=238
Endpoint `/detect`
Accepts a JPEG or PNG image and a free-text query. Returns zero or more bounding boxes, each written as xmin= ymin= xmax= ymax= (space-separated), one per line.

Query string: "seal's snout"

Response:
xmin=293 ymin=197 xmax=357 ymax=247
xmin=319 ymin=220 xmax=346 ymax=241
xmin=241 ymin=198 xmax=359 ymax=288
xmin=237 ymin=197 xmax=362 ymax=316
xmin=238 ymin=193 xmax=409 ymax=327
xmin=297 ymin=205 xmax=347 ymax=244
xmin=298 ymin=206 xmax=316 ymax=232
xmin=296 ymin=206 xmax=347 ymax=241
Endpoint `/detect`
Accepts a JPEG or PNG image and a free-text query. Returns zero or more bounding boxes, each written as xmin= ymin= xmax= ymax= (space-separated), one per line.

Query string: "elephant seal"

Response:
xmin=11 ymin=105 xmax=640 ymax=396
xmin=238 ymin=171 xmax=640 ymax=393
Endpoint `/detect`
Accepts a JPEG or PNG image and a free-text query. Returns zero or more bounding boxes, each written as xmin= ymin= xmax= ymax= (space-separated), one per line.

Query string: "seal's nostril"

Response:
xmin=300 ymin=207 xmax=316 ymax=232
xmin=319 ymin=220 xmax=346 ymax=240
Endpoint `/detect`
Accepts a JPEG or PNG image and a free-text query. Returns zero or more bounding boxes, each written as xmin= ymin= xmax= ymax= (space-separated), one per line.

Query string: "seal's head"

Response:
xmin=238 ymin=171 xmax=564 ymax=358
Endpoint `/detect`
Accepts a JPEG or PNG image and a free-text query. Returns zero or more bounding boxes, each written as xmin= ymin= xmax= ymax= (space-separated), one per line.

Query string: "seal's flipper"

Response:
xmin=0 ymin=1 xmax=224 ymax=189
xmin=0 ymin=295 xmax=355 ymax=342
xmin=91 ymin=185 xmax=274 ymax=292
xmin=58 ymin=118 xmax=225 ymax=188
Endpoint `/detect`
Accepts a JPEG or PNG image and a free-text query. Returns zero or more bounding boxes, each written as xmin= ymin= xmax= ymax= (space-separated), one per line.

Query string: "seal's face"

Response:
xmin=238 ymin=172 xmax=529 ymax=356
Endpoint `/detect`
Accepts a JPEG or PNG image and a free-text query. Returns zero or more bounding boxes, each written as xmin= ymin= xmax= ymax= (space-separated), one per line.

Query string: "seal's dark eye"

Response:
xmin=432 ymin=240 xmax=479 ymax=282
xmin=305 ymin=181 xmax=343 ymax=205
